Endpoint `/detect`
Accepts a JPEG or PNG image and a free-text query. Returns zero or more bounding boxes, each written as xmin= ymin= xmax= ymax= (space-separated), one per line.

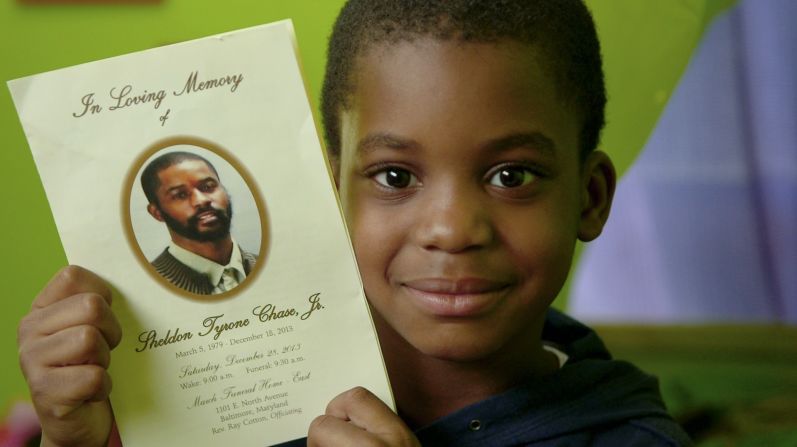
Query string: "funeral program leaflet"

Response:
xmin=8 ymin=20 xmax=392 ymax=447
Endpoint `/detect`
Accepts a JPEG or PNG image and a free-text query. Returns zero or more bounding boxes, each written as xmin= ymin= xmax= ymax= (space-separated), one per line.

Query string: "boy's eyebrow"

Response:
xmin=481 ymin=132 xmax=557 ymax=158
xmin=356 ymin=131 xmax=556 ymax=157
xmin=357 ymin=132 xmax=420 ymax=154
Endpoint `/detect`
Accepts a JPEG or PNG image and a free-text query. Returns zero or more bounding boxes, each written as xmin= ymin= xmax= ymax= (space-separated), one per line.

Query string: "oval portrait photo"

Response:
xmin=124 ymin=137 xmax=268 ymax=299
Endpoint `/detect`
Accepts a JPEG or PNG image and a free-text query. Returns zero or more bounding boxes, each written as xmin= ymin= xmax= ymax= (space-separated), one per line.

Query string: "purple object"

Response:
xmin=571 ymin=0 xmax=797 ymax=323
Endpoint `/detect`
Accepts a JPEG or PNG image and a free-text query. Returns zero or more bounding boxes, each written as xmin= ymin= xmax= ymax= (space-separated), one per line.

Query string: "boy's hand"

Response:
xmin=17 ymin=266 xmax=122 ymax=447
xmin=308 ymin=387 xmax=420 ymax=447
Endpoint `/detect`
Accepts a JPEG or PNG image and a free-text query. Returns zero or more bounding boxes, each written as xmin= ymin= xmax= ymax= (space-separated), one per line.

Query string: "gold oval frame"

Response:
xmin=121 ymin=136 xmax=269 ymax=301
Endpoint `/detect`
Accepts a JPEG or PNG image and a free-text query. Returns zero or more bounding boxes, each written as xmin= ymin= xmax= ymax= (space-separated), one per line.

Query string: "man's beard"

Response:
xmin=160 ymin=203 xmax=233 ymax=242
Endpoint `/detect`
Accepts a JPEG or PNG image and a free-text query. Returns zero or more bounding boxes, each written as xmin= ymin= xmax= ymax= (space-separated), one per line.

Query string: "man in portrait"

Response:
xmin=140 ymin=151 xmax=257 ymax=295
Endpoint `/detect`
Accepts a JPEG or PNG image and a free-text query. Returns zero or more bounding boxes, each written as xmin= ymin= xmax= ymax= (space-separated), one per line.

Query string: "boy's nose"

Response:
xmin=413 ymin=187 xmax=494 ymax=253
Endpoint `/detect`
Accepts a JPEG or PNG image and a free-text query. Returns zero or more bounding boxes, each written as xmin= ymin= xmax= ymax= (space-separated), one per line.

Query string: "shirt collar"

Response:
xmin=168 ymin=239 xmax=246 ymax=287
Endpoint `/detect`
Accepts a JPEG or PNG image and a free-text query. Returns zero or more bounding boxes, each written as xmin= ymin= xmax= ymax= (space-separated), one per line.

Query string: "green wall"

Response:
xmin=0 ymin=0 xmax=731 ymax=414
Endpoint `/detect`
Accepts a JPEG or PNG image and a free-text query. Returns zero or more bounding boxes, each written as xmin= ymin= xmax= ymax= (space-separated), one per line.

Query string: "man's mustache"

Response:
xmin=187 ymin=205 xmax=230 ymax=226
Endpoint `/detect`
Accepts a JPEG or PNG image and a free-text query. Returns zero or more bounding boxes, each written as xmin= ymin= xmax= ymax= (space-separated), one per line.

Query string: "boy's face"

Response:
xmin=336 ymin=39 xmax=605 ymax=362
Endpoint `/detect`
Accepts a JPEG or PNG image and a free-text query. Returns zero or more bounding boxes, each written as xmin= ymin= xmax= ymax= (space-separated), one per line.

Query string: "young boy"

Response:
xmin=16 ymin=0 xmax=692 ymax=446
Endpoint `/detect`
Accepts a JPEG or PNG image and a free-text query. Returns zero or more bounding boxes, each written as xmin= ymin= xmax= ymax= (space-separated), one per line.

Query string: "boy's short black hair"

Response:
xmin=321 ymin=0 xmax=605 ymax=160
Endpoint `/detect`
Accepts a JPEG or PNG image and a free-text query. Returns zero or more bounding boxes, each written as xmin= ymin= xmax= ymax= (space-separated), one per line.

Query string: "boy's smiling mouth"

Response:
xmin=400 ymin=277 xmax=510 ymax=318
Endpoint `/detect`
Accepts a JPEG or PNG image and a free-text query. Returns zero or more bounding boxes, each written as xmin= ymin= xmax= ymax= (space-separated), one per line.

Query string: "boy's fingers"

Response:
xmin=19 ymin=292 xmax=122 ymax=349
xmin=325 ymin=387 xmax=397 ymax=430
xmin=21 ymin=325 xmax=112 ymax=372
xmin=308 ymin=414 xmax=375 ymax=447
xmin=33 ymin=265 xmax=112 ymax=309
xmin=319 ymin=387 xmax=419 ymax=446
xmin=30 ymin=365 xmax=112 ymax=418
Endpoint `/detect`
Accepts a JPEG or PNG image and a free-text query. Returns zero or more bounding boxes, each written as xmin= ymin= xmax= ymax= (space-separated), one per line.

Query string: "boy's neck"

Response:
xmin=376 ymin=314 xmax=559 ymax=429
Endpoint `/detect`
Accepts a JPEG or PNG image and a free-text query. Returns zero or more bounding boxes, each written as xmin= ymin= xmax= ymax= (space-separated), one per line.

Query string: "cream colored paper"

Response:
xmin=9 ymin=20 xmax=392 ymax=447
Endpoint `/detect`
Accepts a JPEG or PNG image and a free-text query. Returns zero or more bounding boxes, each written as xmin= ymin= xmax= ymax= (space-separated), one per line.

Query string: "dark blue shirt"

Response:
xmin=275 ymin=310 xmax=692 ymax=446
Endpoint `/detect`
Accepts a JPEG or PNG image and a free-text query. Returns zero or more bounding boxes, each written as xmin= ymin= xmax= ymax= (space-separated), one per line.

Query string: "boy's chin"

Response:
xmin=405 ymin=325 xmax=527 ymax=364
xmin=373 ymin=305 xmax=548 ymax=365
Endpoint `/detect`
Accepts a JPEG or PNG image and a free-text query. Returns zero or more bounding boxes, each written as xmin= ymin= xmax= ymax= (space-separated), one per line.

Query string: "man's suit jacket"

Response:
xmin=151 ymin=247 xmax=257 ymax=295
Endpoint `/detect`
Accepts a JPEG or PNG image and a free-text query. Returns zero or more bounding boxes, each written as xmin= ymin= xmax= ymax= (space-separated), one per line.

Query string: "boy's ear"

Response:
xmin=577 ymin=151 xmax=616 ymax=242
xmin=147 ymin=203 xmax=165 ymax=222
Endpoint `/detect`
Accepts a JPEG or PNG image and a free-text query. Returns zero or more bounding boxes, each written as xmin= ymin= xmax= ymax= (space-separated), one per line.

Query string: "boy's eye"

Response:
xmin=373 ymin=168 xmax=418 ymax=189
xmin=488 ymin=166 xmax=536 ymax=188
